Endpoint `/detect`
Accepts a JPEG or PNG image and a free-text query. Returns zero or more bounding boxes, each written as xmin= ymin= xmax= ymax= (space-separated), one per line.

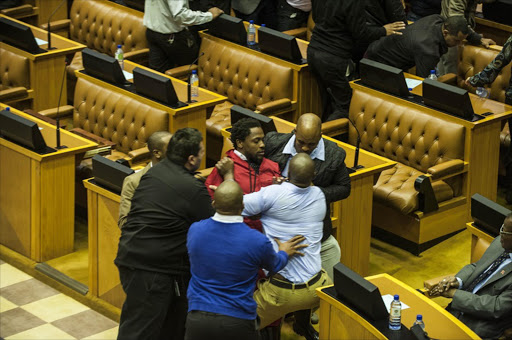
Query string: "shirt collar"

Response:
xmin=212 ymin=212 xmax=244 ymax=223
xmin=282 ymin=135 xmax=325 ymax=161
xmin=233 ymin=149 xmax=248 ymax=161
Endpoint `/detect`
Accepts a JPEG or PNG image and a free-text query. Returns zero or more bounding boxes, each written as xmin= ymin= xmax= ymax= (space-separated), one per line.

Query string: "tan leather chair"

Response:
xmin=0 ymin=47 xmax=31 ymax=105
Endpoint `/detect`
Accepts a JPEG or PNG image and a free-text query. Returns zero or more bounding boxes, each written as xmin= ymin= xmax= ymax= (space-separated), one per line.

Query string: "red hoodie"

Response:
xmin=205 ymin=149 xmax=281 ymax=232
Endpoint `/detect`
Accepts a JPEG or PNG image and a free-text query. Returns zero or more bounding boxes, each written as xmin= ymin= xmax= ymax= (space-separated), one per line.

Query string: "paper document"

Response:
xmin=35 ymin=38 xmax=47 ymax=46
xmin=123 ymin=70 xmax=133 ymax=81
xmin=382 ymin=294 xmax=410 ymax=311
xmin=405 ymin=78 xmax=422 ymax=89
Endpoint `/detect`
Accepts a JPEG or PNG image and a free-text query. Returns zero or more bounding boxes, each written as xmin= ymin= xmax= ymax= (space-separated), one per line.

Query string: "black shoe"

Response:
xmin=292 ymin=322 xmax=319 ymax=340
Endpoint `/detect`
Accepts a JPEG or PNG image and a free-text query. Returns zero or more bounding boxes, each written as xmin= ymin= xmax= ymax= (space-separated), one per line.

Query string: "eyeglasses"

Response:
xmin=500 ymin=224 xmax=512 ymax=235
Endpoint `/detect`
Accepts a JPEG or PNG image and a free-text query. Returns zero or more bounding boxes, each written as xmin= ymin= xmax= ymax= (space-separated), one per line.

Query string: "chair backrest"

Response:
xmin=73 ymin=77 xmax=168 ymax=155
xmin=0 ymin=47 xmax=29 ymax=89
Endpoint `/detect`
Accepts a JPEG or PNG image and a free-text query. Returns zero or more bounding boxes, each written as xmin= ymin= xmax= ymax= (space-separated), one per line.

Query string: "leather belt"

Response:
xmin=270 ymin=271 xmax=323 ymax=289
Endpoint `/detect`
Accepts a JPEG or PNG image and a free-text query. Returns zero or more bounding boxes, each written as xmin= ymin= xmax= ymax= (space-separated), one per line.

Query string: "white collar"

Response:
xmin=212 ymin=212 xmax=244 ymax=223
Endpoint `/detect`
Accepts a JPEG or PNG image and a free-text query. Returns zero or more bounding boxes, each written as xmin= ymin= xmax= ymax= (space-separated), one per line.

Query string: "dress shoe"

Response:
xmin=310 ymin=312 xmax=319 ymax=325
xmin=292 ymin=321 xmax=319 ymax=340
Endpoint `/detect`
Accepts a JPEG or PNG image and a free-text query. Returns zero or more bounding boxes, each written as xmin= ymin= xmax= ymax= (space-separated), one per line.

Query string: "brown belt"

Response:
xmin=270 ymin=271 xmax=323 ymax=289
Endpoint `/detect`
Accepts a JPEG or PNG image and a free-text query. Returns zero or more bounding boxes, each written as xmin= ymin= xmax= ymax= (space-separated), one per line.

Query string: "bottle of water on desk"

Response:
xmin=115 ymin=44 xmax=124 ymax=70
xmin=427 ymin=70 xmax=437 ymax=81
xmin=413 ymin=314 xmax=425 ymax=331
xmin=247 ymin=20 xmax=256 ymax=48
xmin=389 ymin=294 xmax=402 ymax=330
xmin=476 ymin=86 xmax=489 ymax=99
xmin=190 ymin=69 xmax=199 ymax=100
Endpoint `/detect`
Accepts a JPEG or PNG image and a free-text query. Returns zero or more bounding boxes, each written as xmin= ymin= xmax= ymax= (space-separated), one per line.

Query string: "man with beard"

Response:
xmin=205 ymin=118 xmax=281 ymax=232
xmin=115 ymin=128 xmax=214 ymax=340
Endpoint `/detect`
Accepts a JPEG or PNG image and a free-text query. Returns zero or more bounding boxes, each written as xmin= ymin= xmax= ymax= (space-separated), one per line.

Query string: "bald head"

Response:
xmin=295 ymin=114 xmax=322 ymax=155
xmin=288 ymin=153 xmax=315 ymax=188
xmin=213 ymin=181 xmax=244 ymax=215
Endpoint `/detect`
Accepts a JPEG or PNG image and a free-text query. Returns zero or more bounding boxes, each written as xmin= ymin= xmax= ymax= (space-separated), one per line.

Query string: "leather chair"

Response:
xmin=0 ymin=47 xmax=31 ymax=105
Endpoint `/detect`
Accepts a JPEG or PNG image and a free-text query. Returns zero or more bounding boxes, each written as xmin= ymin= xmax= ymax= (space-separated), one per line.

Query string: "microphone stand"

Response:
xmin=187 ymin=52 xmax=205 ymax=103
xmin=55 ymin=60 xmax=68 ymax=149
xmin=47 ymin=0 xmax=66 ymax=50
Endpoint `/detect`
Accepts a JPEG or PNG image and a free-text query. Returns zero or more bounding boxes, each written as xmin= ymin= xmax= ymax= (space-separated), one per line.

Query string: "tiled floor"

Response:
xmin=0 ymin=260 xmax=118 ymax=340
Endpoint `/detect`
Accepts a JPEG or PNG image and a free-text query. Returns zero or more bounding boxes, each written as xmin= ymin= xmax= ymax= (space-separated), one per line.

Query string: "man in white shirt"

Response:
xmin=143 ymin=0 xmax=223 ymax=73
xmin=242 ymin=153 xmax=332 ymax=332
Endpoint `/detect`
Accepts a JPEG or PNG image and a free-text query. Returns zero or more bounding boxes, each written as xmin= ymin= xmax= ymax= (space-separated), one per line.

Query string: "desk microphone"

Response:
xmin=327 ymin=88 xmax=363 ymax=172
xmin=187 ymin=52 xmax=205 ymax=104
xmin=55 ymin=59 xmax=68 ymax=149
xmin=47 ymin=0 xmax=66 ymax=50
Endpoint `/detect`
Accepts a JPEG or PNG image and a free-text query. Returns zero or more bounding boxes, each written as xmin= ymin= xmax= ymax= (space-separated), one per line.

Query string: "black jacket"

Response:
xmin=115 ymin=159 xmax=215 ymax=275
xmin=365 ymin=0 xmax=407 ymax=27
xmin=410 ymin=0 xmax=442 ymax=17
xmin=264 ymin=132 xmax=351 ymax=242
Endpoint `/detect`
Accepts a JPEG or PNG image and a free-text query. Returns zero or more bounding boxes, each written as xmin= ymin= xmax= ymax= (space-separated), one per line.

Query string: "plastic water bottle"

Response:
xmin=427 ymin=70 xmax=437 ymax=81
xmin=247 ymin=20 xmax=256 ymax=47
xmin=389 ymin=294 xmax=402 ymax=330
xmin=476 ymin=86 xmax=489 ymax=99
xmin=190 ymin=70 xmax=199 ymax=99
xmin=413 ymin=314 xmax=425 ymax=331
xmin=115 ymin=44 xmax=124 ymax=70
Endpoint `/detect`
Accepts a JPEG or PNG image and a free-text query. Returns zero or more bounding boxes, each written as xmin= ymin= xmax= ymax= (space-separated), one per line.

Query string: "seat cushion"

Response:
xmin=206 ymin=101 xmax=234 ymax=137
xmin=374 ymin=163 xmax=454 ymax=215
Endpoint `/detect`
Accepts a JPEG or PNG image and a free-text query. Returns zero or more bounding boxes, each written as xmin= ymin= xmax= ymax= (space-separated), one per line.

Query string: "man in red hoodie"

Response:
xmin=205 ymin=118 xmax=281 ymax=232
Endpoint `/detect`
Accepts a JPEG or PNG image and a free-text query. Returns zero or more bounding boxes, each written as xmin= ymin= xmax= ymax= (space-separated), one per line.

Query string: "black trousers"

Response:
xmin=185 ymin=311 xmax=259 ymax=340
xmin=307 ymin=46 xmax=352 ymax=122
xmin=275 ymin=0 xmax=309 ymax=31
xmin=117 ymin=266 xmax=189 ymax=340
xmin=146 ymin=28 xmax=199 ymax=73
xmin=233 ymin=0 xmax=277 ymax=29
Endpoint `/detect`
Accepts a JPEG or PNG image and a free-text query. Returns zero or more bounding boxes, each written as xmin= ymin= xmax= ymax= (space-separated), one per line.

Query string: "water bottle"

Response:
xmin=476 ymin=86 xmax=489 ymax=99
xmin=413 ymin=314 xmax=425 ymax=331
xmin=427 ymin=69 xmax=437 ymax=81
xmin=389 ymin=294 xmax=401 ymax=330
xmin=247 ymin=20 xmax=256 ymax=47
xmin=190 ymin=69 xmax=199 ymax=99
xmin=115 ymin=44 xmax=124 ymax=70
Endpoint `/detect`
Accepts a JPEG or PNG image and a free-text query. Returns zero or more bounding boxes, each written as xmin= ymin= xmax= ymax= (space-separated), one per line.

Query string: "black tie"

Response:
xmin=465 ymin=252 xmax=509 ymax=292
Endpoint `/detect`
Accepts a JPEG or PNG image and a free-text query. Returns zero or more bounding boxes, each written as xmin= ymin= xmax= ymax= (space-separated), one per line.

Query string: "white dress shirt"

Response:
xmin=281 ymin=135 xmax=325 ymax=177
xmin=143 ymin=0 xmax=213 ymax=34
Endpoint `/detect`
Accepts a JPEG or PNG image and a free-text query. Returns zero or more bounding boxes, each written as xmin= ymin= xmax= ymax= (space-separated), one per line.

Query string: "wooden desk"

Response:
xmin=0 ymin=104 xmax=97 ymax=261
xmin=352 ymin=79 xmax=512 ymax=218
xmin=76 ymin=60 xmax=227 ymax=168
xmin=84 ymin=179 xmax=124 ymax=310
xmin=0 ymin=15 xmax=85 ymax=111
xmin=222 ymin=116 xmax=396 ymax=275
xmin=317 ymin=274 xmax=480 ymax=340
xmin=199 ymin=30 xmax=321 ymax=122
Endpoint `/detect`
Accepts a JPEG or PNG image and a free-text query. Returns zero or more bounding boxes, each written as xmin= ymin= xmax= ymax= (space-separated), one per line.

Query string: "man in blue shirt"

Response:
xmin=186 ymin=181 xmax=307 ymax=340
xmin=242 ymin=153 xmax=332 ymax=330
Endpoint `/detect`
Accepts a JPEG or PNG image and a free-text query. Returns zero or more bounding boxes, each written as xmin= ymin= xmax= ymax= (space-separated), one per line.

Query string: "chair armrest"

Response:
xmin=38 ymin=105 xmax=74 ymax=119
xmin=321 ymin=118 xmax=349 ymax=137
xmin=1 ymin=4 xmax=33 ymax=16
xmin=437 ymin=73 xmax=457 ymax=85
xmin=414 ymin=175 xmax=439 ymax=213
xmin=165 ymin=64 xmax=197 ymax=79
xmin=70 ymin=128 xmax=116 ymax=148
xmin=255 ymin=98 xmax=292 ymax=115
xmin=282 ymin=27 xmax=307 ymax=39
xmin=0 ymin=87 xmax=28 ymax=101
xmin=124 ymin=48 xmax=150 ymax=64
xmin=40 ymin=19 xmax=70 ymax=32
xmin=127 ymin=146 xmax=150 ymax=165
xmin=427 ymin=160 xmax=465 ymax=181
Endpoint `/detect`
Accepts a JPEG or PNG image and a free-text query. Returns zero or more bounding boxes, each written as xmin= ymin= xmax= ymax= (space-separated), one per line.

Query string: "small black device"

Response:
xmin=0 ymin=17 xmax=46 ymax=54
xmin=0 ymin=109 xmax=55 ymax=154
xmin=92 ymin=155 xmax=134 ymax=194
xmin=359 ymin=59 xmax=410 ymax=97
xmin=423 ymin=79 xmax=481 ymax=121
xmin=133 ymin=67 xmax=187 ymax=109
xmin=332 ymin=263 xmax=389 ymax=322
xmin=230 ymin=105 xmax=277 ymax=135
xmin=208 ymin=14 xmax=247 ymax=45
xmin=471 ymin=193 xmax=510 ymax=237
xmin=82 ymin=48 xmax=129 ymax=87
xmin=258 ymin=26 xmax=305 ymax=64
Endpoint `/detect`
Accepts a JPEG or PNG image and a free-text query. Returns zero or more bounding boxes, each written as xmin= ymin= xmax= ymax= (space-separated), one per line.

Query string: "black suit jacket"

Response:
xmin=264 ymin=132 xmax=351 ymax=241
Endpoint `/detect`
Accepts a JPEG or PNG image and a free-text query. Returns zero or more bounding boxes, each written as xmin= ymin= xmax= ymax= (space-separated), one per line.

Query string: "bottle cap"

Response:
xmin=416 ymin=314 xmax=422 ymax=321
xmin=394 ymin=294 xmax=399 ymax=300
xmin=117 ymin=44 xmax=122 ymax=48
xmin=5 ymin=107 xmax=10 ymax=111
xmin=192 ymin=70 xmax=197 ymax=74
xmin=249 ymin=20 xmax=254 ymax=24
xmin=261 ymin=24 xmax=266 ymax=27
xmin=430 ymin=70 xmax=435 ymax=74
xmin=408 ymin=88 xmax=413 ymax=91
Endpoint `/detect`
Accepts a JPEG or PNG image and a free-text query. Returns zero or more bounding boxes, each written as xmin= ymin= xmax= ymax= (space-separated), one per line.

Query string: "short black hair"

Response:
xmin=147 ymin=131 xmax=172 ymax=153
xmin=444 ymin=16 xmax=469 ymax=36
xmin=166 ymin=128 xmax=202 ymax=165
xmin=230 ymin=118 xmax=262 ymax=148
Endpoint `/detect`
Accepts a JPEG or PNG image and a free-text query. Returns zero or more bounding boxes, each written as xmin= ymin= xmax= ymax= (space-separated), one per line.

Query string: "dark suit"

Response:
xmin=447 ymin=237 xmax=512 ymax=338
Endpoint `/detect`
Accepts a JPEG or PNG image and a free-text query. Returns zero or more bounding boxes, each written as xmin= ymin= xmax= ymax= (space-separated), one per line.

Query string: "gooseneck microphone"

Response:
xmin=47 ymin=0 xmax=66 ymax=50
xmin=55 ymin=59 xmax=68 ymax=149
xmin=187 ymin=52 xmax=205 ymax=104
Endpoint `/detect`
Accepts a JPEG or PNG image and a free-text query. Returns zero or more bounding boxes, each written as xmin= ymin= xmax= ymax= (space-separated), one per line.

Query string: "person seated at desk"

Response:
xmin=242 ymin=154 xmax=332 ymax=332
xmin=366 ymin=15 xmax=469 ymax=78
xmin=118 ymin=131 xmax=172 ymax=228
xmin=185 ymin=181 xmax=307 ymax=340
xmin=205 ymin=118 xmax=281 ymax=232
xmin=428 ymin=213 xmax=512 ymax=339
xmin=465 ymin=34 xmax=512 ymax=202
